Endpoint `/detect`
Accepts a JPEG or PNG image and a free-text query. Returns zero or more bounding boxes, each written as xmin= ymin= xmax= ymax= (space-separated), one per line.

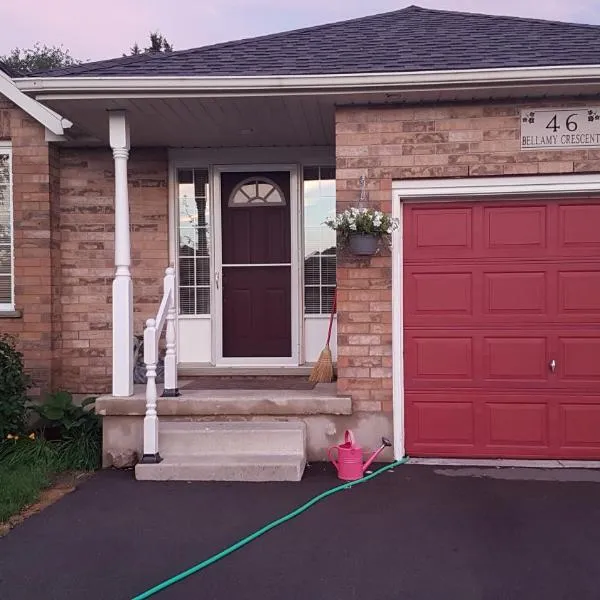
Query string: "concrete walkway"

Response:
xmin=1 ymin=465 xmax=599 ymax=599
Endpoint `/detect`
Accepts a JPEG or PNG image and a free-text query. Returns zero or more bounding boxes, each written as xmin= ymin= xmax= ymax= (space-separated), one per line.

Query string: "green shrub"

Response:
xmin=33 ymin=391 xmax=102 ymax=470
xmin=0 ymin=335 xmax=31 ymax=440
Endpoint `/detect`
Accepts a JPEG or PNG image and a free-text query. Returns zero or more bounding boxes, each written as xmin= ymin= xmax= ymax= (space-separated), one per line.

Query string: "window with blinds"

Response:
xmin=0 ymin=144 xmax=12 ymax=311
xmin=177 ymin=169 xmax=210 ymax=315
xmin=303 ymin=166 xmax=336 ymax=315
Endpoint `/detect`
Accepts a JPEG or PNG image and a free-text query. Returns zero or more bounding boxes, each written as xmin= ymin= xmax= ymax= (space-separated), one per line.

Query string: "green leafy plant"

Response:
xmin=33 ymin=391 xmax=101 ymax=471
xmin=0 ymin=335 xmax=31 ymax=441
xmin=34 ymin=391 xmax=98 ymax=435
xmin=325 ymin=208 xmax=398 ymax=246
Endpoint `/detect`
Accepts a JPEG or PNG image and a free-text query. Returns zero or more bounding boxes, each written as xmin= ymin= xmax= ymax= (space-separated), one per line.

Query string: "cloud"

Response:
xmin=1 ymin=0 xmax=599 ymax=61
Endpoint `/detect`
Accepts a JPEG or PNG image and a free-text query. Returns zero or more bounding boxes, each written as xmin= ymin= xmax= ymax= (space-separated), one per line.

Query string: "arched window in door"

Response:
xmin=229 ymin=177 xmax=286 ymax=207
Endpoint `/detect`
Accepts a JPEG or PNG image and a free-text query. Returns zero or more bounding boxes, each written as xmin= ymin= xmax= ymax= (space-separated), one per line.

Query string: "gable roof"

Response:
xmin=32 ymin=5 xmax=600 ymax=79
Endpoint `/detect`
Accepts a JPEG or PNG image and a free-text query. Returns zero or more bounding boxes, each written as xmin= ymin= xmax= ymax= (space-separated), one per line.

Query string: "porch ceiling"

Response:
xmin=42 ymin=95 xmax=337 ymax=147
xmin=38 ymin=82 xmax=600 ymax=148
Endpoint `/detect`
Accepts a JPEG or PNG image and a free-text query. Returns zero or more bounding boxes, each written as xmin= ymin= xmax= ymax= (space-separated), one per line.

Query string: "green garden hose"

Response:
xmin=131 ymin=457 xmax=409 ymax=600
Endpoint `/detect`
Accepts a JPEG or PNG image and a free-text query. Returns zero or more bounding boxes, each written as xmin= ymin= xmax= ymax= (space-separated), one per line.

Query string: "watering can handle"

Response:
xmin=344 ymin=430 xmax=355 ymax=445
xmin=327 ymin=446 xmax=339 ymax=470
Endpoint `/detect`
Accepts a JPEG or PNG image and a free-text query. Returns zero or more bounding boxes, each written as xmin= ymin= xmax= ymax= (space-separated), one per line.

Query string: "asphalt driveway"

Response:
xmin=1 ymin=464 xmax=599 ymax=600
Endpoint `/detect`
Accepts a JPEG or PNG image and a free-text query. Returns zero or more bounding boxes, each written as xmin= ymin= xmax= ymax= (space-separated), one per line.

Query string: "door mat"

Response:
xmin=183 ymin=377 xmax=316 ymax=391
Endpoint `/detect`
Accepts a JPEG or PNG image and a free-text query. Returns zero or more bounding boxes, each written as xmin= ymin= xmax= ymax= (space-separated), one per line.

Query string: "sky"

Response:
xmin=1 ymin=0 xmax=600 ymax=62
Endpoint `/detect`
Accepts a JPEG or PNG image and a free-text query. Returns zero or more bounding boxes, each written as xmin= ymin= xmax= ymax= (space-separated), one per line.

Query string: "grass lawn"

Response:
xmin=0 ymin=434 xmax=100 ymax=526
xmin=0 ymin=461 xmax=52 ymax=523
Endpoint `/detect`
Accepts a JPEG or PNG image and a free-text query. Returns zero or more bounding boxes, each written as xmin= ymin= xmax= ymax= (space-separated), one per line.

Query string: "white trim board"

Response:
xmin=16 ymin=64 xmax=600 ymax=97
xmin=0 ymin=70 xmax=71 ymax=135
xmin=391 ymin=173 xmax=600 ymax=461
xmin=393 ymin=173 xmax=600 ymax=199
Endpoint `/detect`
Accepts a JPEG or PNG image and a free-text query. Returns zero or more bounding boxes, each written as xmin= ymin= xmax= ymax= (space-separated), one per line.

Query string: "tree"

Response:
xmin=0 ymin=43 xmax=80 ymax=75
xmin=126 ymin=32 xmax=173 ymax=56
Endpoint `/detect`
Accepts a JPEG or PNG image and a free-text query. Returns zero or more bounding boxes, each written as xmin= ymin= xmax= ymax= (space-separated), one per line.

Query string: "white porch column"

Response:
xmin=109 ymin=111 xmax=133 ymax=397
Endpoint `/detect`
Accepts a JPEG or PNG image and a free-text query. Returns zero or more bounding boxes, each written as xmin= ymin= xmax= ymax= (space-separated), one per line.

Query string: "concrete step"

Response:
xmin=159 ymin=421 xmax=306 ymax=456
xmin=136 ymin=454 xmax=306 ymax=482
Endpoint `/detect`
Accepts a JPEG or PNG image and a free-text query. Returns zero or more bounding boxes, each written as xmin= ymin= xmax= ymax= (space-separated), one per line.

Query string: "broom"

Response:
xmin=309 ymin=288 xmax=337 ymax=384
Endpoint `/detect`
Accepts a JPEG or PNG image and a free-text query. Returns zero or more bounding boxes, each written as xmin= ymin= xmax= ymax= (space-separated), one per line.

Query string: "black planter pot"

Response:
xmin=348 ymin=233 xmax=379 ymax=256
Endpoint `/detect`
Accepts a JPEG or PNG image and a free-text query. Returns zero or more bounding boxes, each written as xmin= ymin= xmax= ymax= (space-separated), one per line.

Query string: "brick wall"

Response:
xmin=335 ymin=100 xmax=600 ymax=413
xmin=58 ymin=148 xmax=169 ymax=393
xmin=1 ymin=92 xmax=168 ymax=395
xmin=1 ymin=99 xmax=55 ymax=395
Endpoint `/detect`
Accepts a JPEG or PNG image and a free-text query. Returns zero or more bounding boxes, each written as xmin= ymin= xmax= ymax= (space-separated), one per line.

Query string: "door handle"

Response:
xmin=215 ymin=271 xmax=220 ymax=290
xmin=549 ymin=359 xmax=556 ymax=373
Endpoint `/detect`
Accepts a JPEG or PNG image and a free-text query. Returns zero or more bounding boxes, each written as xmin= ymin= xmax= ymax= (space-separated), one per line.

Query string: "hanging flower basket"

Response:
xmin=325 ymin=208 xmax=399 ymax=256
xmin=348 ymin=233 xmax=379 ymax=256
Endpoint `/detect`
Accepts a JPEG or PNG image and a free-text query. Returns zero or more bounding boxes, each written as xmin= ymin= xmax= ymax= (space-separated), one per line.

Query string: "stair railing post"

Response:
xmin=140 ymin=318 xmax=162 ymax=464
xmin=162 ymin=266 xmax=179 ymax=397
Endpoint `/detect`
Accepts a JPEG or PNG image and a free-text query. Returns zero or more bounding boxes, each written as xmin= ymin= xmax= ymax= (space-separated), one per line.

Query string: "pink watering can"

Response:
xmin=328 ymin=430 xmax=392 ymax=481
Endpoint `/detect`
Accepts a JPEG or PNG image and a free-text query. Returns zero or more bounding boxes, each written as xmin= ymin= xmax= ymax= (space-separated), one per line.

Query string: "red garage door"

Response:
xmin=403 ymin=198 xmax=600 ymax=458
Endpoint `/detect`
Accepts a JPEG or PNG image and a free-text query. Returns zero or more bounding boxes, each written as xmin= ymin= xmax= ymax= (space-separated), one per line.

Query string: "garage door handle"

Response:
xmin=549 ymin=359 xmax=556 ymax=373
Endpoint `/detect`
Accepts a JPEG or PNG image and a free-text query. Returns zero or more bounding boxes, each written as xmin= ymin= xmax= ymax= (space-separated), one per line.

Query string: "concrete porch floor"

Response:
xmin=96 ymin=380 xmax=352 ymax=417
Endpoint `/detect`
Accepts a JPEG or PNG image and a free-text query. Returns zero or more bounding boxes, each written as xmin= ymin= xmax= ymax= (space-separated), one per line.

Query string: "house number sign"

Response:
xmin=521 ymin=107 xmax=600 ymax=150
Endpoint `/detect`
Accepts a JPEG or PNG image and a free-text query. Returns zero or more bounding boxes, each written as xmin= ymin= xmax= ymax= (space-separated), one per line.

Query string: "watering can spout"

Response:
xmin=362 ymin=437 xmax=392 ymax=472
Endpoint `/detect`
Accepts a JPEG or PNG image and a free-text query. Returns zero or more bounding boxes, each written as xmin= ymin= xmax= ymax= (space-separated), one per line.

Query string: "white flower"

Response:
xmin=350 ymin=223 xmax=357 ymax=230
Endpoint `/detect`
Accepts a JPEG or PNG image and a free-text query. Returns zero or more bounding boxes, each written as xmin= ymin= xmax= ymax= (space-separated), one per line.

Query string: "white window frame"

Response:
xmin=303 ymin=165 xmax=337 ymax=317
xmin=0 ymin=142 xmax=13 ymax=312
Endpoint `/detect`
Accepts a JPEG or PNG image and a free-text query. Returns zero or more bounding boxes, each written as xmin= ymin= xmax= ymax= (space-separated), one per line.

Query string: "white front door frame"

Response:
xmin=213 ymin=164 xmax=302 ymax=366
xmin=392 ymin=173 xmax=600 ymax=460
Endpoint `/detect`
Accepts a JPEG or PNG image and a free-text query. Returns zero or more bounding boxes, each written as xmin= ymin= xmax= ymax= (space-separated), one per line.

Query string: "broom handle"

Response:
xmin=325 ymin=288 xmax=337 ymax=346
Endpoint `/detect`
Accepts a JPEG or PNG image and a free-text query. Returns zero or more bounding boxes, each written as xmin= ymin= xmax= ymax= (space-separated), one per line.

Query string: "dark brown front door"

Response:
xmin=221 ymin=171 xmax=292 ymax=358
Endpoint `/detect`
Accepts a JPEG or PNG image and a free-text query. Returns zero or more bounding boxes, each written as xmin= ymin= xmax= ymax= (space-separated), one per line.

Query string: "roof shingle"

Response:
xmin=33 ymin=5 xmax=600 ymax=78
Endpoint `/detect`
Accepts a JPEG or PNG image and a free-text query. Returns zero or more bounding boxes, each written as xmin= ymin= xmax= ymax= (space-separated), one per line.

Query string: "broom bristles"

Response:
xmin=309 ymin=345 xmax=334 ymax=383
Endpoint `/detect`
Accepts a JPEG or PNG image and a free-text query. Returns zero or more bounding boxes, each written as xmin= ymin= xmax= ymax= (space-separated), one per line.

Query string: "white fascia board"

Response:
xmin=0 ymin=70 xmax=72 ymax=135
xmin=12 ymin=64 xmax=600 ymax=96
xmin=393 ymin=173 xmax=600 ymax=198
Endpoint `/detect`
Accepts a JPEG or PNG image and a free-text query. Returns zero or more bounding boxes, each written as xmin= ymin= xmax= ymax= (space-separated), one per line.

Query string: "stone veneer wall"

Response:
xmin=335 ymin=100 xmax=600 ymax=413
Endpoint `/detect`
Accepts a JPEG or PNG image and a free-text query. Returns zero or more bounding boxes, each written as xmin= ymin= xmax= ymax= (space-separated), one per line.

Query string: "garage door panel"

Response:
xmin=560 ymin=402 xmax=600 ymax=451
xmin=484 ymin=271 xmax=547 ymax=315
xmin=407 ymin=206 xmax=473 ymax=256
xmin=558 ymin=337 xmax=600 ymax=383
xmin=558 ymin=270 xmax=600 ymax=317
xmin=408 ymin=336 xmax=474 ymax=382
xmin=407 ymin=272 xmax=473 ymax=315
xmin=558 ymin=203 xmax=600 ymax=254
xmin=486 ymin=402 xmax=549 ymax=447
xmin=407 ymin=397 xmax=475 ymax=446
xmin=484 ymin=205 xmax=547 ymax=250
xmin=484 ymin=337 xmax=548 ymax=382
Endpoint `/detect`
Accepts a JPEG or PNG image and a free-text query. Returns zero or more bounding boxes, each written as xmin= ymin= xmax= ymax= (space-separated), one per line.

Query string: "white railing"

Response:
xmin=141 ymin=266 xmax=178 ymax=463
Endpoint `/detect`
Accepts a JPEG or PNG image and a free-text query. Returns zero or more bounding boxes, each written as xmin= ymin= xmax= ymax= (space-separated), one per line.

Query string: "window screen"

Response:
xmin=303 ymin=166 xmax=336 ymax=315
xmin=0 ymin=145 xmax=12 ymax=310
xmin=177 ymin=169 xmax=210 ymax=315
